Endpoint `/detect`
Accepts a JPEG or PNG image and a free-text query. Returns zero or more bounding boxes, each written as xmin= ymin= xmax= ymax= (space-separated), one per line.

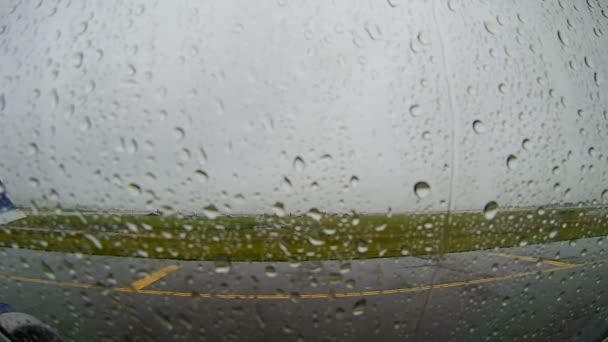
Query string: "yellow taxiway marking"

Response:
xmin=0 ymin=258 xmax=604 ymax=300
xmin=0 ymin=274 xmax=98 ymax=289
xmin=120 ymin=264 xmax=182 ymax=291
xmin=490 ymin=252 xmax=576 ymax=268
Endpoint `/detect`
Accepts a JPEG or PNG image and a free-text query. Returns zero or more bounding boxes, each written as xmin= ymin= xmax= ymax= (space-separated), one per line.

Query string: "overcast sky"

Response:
xmin=1 ymin=0 xmax=607 ymax=214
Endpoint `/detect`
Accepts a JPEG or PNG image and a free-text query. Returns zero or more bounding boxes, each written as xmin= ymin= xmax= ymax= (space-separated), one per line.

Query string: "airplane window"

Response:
xmin=1 ymin=1 xmax=607 ymax=341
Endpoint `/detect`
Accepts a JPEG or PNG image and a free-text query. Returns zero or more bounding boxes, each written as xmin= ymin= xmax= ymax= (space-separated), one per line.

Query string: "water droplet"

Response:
xmin=466 ymin=85 xmax=477 ymax=95
xmin=306 ymin=208 xmax=322 ymax=222
xmin=549 ymin=166 xmax=560 ymax=177
xmin=84 ymin=234 xmax=102 ymax=249
xmin=81 ymin=116 xmax=92 ymax=131
xmin=50 ymin=89 xmax=59 ymax=108
xmin=127 ymin=64 xmax=136 ymax=76
xmin=322 ymin=227 xmax=336 ymax=235
xmin=498 ymin=83 xmax=508 ymax=94
xmin=320 ymin=153 xmax=333 ymax=162
xmin=602 ymin=189 xmax=608 ymax=202
xmin=353 ymin=299 xmax=366 ymax=316
xmin=357 ymin=240 xmax=368 ymax=254
xmin=198 ymin=147 xmax=208 ymax=164
xmin=73 ymin=52 xmax=83 ymax=68
xmin=194 ymin=169 xmax=208 ymax=182
xmin=125 ymin=138 xmax=138 ymax=153
xmin=577 ymin=109 xmax=585 ymax=118
xmin=154 ymin=310 xmax=173 ymax=331
xmin=349 ymin=176 xmax=359 ymax=188
xmin=214 ymin=257 xmax=231 ymax=274
xmin=0 ymin=94 xmax=5 ymax=111
xmin=340 ymin=262 xmax=352 ymax=274
xmin=417 ymin=32 xmax=429 ymax=45
xmin=308 ymin=236 xmax=325 ymax=247
xmin=448 ymin=0 xmax=460 ymax=12
xmin=401 ymin=248 xmax=409 ymax=256
xmin=41 ymin=261 xmax=56 ymax=280
xmin=483 ymin=201 xmax=499 ymax=220
xmin=409 ymin=104 xmax=421 ymax=117
xmin=594 ymin=72 xmax=603 ymax=87
xmin=64 ymin=104 xmax=75 ymax=119
xmin=335 ymin=308 xmax=345 ymax=320
xmin=506 ymin=155 xmax=518 ymax=170
xmin=96 ymin=48 xmax=104 ymax=61
xmin=375 ymin=224 xmax=387 ymax=232
xmin=414 ymin=181 xmax=431 ymax=199
xmin=125 ymin=222 xmax=138 ymax=233
xmin=174 ymin=127 xmax=185 ymax=141
xmin=553 ymin=183 xmax=561 ymax=193
xmin=483 ymin=20 xmax=497 ymax=34
xmin=128 ymin=183 xmax=141 ymax=196
xmin=281 ymin=177 xmax=293 ymax=193
xmin=77 ymin=22 xmax=88 ymax=35
xmin=203 ymin=205 xmax=219 ymax=219
xmin=549 ymin=230 xmax=558 ymax=239
xmin=293 ymin=157 xmax=305 ymax=171
xmin=557 ymin=30 xmax=569 ymax=46
xmin=472 ymin=120 xmax=485 ymax=134
xmin=522 ymin=138 xmax=531 ymax=150
xmin=134 ymin=3 xmax=145 ymax=15
xmin=272 ymin=202 xmax=285 ymax=217
xmin=264 ymin=265 xmax=277 ymax=277
xmin=28 ymin=177 xmax=40 ymax=188
xmin=387 ymin=0 xmax=399 ymax=7
xmin=364 ymin=23 xmax=381 ymax=41
xmin=28 ymin=143 xmax=38 ymax=156
xmin=179 ymin=148 xmax=191 ymax=161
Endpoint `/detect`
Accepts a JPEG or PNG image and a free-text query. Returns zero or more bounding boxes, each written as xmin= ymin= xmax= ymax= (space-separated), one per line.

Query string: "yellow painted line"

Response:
xmin=0 ymin=259 xmax=605 ymax=300
xmin=138 ymin=289 xmax=192 ymax=297
xmin=379 ymin=289 xmax=403 ymax=295
xmin=115 ymin=287 xmax=212 ymax=298
xmin=335 ymin=292 xmax=364 ymax=298
xmin=214 ymin=294 xmax=292 ymax=300
xmin=490 ymin=252 xmax=576 ymax=268
xmin=257 ymin=294 xmax=291 ymax=299
xmin=542 ymin=260 xmax=576 ymax=268
xmin=300 ymin=293 xmax=330 ymax=299
xmin=0 ymin=274 xmax=98 ymax=289
xmin=129 ymin=265 xmax=181 ymax=291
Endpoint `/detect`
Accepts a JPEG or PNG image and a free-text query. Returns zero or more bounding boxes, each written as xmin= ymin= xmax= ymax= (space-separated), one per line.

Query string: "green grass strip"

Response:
xmin=1 ymin=207 xmax=606 ymax=262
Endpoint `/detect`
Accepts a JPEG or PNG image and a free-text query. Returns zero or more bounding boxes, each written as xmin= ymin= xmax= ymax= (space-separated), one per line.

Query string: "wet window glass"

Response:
xmin=1 ymin=0 xmax=607 ymax=341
